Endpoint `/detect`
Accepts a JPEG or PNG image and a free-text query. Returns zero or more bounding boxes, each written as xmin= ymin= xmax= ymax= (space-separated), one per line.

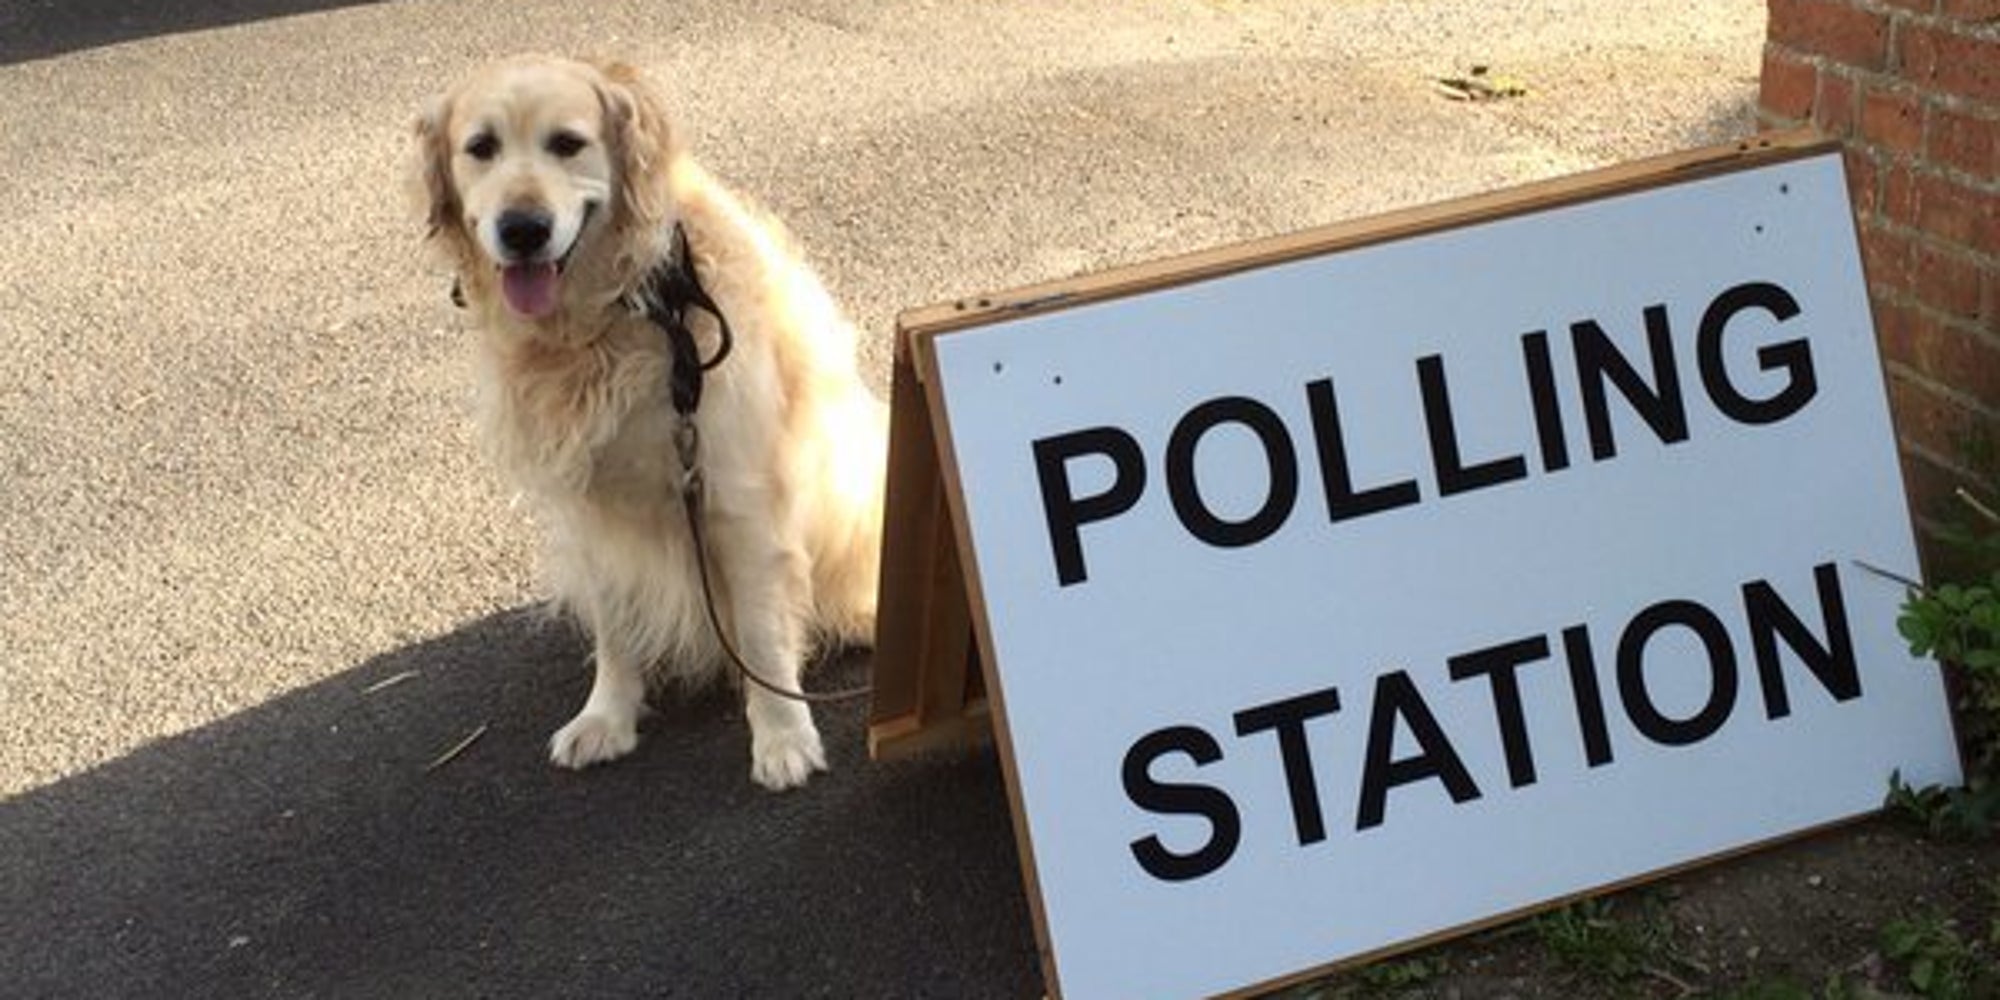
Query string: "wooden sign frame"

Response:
xmin=866 ymin=128 xmax=1950 ymax=998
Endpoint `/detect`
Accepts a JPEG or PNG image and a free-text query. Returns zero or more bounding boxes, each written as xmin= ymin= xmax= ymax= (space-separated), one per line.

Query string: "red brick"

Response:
xmin=1817 ymin=68 xmax=1862 ymax=135
xmin=1876 ymin=298 xmax=2000 ymax=402
xmin=1940 ymin=0 xmax=2000 ymax=20
xmin=1860 ymin=219 xmax=1917 ymax=294
xmin=1902 ymin=450 xmax=1971 ymax=538
xmin=1920 ymin=173 xmax=2000 ymax=255
xmin=1845 ymin=148 xmax=1883 ymax=215
xmin=1761 ymin=46 xmax=1819 ymax=120
xmin=1899 ymin=21 xmax=2000 ymax=103
xmin=1884 ymin=162 xmax=1918 ymax=224
xmin=1927 ymin=103 xmax=2000 ymax=183
xmin=1862 ymin=85 xmax=1927 ymax=153
xmin=1887 ymin=371 xmax=1999 ymax=462
xmin=1769 ymin=0 xmax=1892 ymax=71
xmin=1912 ymin=238 xmax=1988 ymax=317
xmin=1884 ymin=166 xmax=2000 ymax=256
xmin=1874 ymin=296 xmax=1924 ymax=365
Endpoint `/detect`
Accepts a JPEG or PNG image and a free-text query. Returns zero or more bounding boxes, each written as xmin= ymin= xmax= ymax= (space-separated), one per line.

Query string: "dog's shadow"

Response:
xmin=1 ymin=607 xmax=1040 ymax=998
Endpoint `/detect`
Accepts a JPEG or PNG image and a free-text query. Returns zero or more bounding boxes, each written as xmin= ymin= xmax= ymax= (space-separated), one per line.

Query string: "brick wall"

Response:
xmin=1759 ymin=0 xmax=1998 ymax=561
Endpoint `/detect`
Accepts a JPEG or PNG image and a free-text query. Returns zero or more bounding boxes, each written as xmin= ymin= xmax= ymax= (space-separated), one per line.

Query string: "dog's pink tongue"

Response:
xmin=501 ymin=263 xmax=561 ymax=318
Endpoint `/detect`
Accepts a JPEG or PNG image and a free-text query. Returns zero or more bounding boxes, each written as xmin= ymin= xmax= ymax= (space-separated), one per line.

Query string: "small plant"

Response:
xmin=1880 ymin=911 xmax=1996 ymax=999
xmin=1352 ymin=954 xmax=1446 ymax=994
xmin=1887 ymin=768 xmax=2000 ymax=839
xmin=1281 ymin=953 xmax=1447 ymax=999
xmin=1531 ymin=895 xmax=1668 ymax=983
xmin=1890 ymin=481 xmax=2000 ymax=838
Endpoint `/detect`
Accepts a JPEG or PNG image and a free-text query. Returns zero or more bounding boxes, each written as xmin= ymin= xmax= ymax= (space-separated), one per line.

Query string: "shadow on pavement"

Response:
xmin=0 ymin=607 xmax=1039 ymax=998
xmin=0 ymin=0 xmax=385 ymax=65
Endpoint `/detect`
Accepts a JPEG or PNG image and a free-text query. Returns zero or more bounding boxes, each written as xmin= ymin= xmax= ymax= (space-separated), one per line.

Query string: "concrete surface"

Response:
xmin=0 ymin=0 xmax=1763 ymax=995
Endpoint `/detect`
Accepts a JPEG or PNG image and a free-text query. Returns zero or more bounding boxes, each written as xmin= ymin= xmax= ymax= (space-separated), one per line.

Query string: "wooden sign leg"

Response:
xmin=868 ymin=326 xmax=989 ymax=759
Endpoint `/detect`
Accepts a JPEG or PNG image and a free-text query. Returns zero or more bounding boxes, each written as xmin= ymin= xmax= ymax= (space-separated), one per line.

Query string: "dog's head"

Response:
xmin=413 ymin=56 xmax=679 ymax=322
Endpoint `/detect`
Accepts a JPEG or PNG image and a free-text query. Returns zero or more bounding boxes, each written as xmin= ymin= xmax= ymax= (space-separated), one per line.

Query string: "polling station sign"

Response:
xmin=907 ymin=138 xmax=1964 ymax=1000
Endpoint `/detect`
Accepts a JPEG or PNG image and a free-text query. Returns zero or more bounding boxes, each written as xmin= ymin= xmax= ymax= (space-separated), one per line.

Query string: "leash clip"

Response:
xmin=674 ymin=414 xmax=700 ymax=469
xmin=674 ymin=415 xmax=703 ymax=494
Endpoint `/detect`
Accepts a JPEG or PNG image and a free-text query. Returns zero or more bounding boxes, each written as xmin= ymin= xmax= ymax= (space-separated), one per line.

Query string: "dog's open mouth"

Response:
xmin=501 ymin=262 xmax=562 ymax=318
xmin=496 ymin=201 xmax=596 ymax=320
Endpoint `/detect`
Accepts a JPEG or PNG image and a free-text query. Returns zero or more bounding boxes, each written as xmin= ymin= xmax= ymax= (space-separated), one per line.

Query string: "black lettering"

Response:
xmin=1522 ymin=331 xmax=1572 ymax=473
xmin=1448 ymin=636 xmax=1551 ymax=788
xmin=1561 ymin=625 xmax=1616 ymax=768
xmin=1416 ymin=355 xmax=1529 ymax=497
xmin=1233 ymin=686 xmax=1343 ymax=846
xmin=1357 ymin=670 xmax=1481 ymax=830
xmin=1745 ymin=562 xmax=1861 ymax=719
xmin=1305 ymin=378 xmax=1421 ymax=522
xmin=1617 ymin=599 xmax=1738 ymax=746
xmin=1165 ymin=397 xmax=1300 ymax=549
xmin=1572 ymin=307 xmax=1690 ymax=460
xmin=1123 ymin=726 xmax=1242 ymax=882
xmin=1033 ymin=427 xmax=1146 ymax=587
xmin=1698 ymin=281 xmax=1817 ymax=425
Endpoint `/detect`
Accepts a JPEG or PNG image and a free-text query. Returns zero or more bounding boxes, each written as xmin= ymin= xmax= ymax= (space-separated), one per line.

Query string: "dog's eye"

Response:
xmin=546 ymin=130 xmax=588 ymax=159
xmin=464 ymin=133 xmax=500 ymax=161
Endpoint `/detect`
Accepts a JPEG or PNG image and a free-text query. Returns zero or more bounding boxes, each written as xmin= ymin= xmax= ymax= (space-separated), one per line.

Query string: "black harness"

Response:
xmin=638 ymin=223 xmax=733 ymax=418
xmin=635 ymin=224 xmax=734 ymax=491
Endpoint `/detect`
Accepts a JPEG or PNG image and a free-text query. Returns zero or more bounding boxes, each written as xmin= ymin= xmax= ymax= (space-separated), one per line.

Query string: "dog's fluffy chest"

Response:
xmin=475 ymin=321 xmax=685 ymax=512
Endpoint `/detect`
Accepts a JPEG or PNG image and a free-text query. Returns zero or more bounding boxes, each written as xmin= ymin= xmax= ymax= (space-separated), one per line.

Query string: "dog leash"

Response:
xmin=643 ymin=224 xmax=872 ymax=705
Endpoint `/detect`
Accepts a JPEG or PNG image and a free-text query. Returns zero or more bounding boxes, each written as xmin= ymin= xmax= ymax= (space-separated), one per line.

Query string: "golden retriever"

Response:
xmin=411 ymin=55 xmax=886 ymax=790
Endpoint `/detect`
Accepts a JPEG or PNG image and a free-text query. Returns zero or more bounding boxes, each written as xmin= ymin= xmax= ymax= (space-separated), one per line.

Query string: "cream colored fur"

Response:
xmin=412 ymin=55 xmax=885 ymax=790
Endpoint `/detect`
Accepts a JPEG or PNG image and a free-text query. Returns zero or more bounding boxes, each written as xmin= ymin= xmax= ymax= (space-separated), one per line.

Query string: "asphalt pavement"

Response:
xmin=0 ymin=1 xmax=1764 ymax=995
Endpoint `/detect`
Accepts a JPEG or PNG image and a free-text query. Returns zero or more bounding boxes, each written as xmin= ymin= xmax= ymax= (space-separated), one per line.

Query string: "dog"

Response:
xmin=411 ymin=55 xmax=887 ymax=790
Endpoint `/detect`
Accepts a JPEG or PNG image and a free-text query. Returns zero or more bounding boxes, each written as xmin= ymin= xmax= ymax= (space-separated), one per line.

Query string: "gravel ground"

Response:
xmin=0 ymin=0 xmax=1764 ymax=799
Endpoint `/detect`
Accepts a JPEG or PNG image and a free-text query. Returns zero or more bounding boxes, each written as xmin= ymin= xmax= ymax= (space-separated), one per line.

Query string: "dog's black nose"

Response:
xmin=496 ymin=209 xmax=553 ymax=257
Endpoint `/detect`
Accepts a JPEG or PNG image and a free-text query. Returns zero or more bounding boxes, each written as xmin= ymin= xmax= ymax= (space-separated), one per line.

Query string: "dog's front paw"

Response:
xmin=749 ymin=723 xmax=827 ymax=791
xmin=549 ymin=710 xmax=639 ymax=769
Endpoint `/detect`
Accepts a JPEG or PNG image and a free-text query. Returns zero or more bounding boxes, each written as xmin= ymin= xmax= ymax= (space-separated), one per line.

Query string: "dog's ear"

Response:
xmin=410 ymin=94 xmax=459 ymax=240
xmin=594 ymin=61 xmax=679 ymax=232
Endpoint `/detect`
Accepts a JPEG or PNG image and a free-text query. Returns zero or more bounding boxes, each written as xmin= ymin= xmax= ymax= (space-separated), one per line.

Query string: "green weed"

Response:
xmin=1531 ymin=895 xmax=1669 ymax=982
xmin=1890 ymin=475 xmax=2000 ymax=839
xmin=1880 ymin=911 xmax=1996 ymax=999
xmin=1351 ymin=955 xmax=1446 ymax=993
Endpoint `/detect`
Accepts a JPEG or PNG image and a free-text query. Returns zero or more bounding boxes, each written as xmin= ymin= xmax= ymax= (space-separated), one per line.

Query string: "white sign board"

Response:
xmin=916 ymin=146 xmax=1964 ymax=1000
